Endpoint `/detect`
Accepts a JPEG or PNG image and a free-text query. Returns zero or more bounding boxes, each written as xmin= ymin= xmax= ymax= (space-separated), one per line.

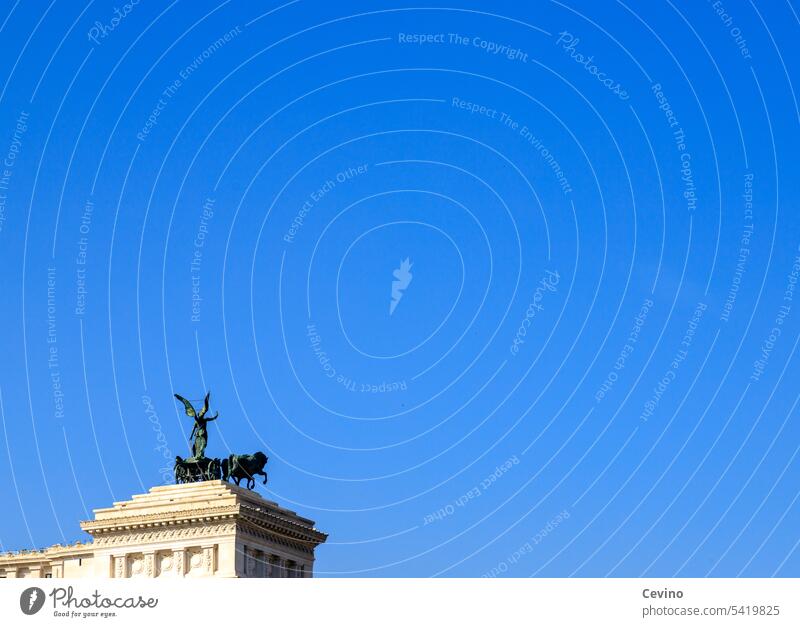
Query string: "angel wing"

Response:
xmin=199 ymin=392 xmax=210 ymax=418
xmin=174 ymin=394 xmax=196 ymax=418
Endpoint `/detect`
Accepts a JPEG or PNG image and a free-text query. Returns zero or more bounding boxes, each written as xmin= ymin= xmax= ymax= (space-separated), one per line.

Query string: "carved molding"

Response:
xmin=93 ymin=522 xmax=236 ymax=547
xmin=239 ymin=504 xmax=327 ymax=543
xmin=84 ymin=504 xmax=324 ymax=546
xmin=238 ymin=522 xmax=315 ymax=555
xmin=174 ymin=549 xmax=185 ymax=576
xmin=82 ymin=506 xmax=239 ymax=533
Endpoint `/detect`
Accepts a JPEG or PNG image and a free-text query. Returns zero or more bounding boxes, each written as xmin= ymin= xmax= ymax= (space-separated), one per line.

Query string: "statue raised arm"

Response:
xmin=174 ymin=391 xmax=218 ymax=460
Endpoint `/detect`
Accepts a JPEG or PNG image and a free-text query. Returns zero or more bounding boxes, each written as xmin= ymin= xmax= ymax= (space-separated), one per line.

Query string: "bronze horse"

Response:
xmin=222 ymin=452 xmax=268 ymax=489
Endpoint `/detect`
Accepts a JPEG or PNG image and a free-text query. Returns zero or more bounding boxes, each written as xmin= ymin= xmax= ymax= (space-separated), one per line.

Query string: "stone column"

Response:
xmin=202 ymin=545 xmax=216 ymax=576
xmin=215 ymin=538 xmax=236 ymax=577
xmin=244 ymin=547 xmax=255 ymax=577
xmin=4 ymin=568 xmax=17 ymax=579
xmin=114 ymin=555 xmax=126 ymax=579
xmin=143 ymin=552 xmax=155 ymax=578
xmin=174 ymin=549 xmax=186 ymax=578
xmin=234 ymin=543 xmax=246 ymax=577
xmin=254 ymin=550 xmax=265 ymax=577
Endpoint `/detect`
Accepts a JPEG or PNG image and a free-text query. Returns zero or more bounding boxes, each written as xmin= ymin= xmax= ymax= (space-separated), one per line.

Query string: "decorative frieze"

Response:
xmin=92 ymin=522 xmax=236 ymax=547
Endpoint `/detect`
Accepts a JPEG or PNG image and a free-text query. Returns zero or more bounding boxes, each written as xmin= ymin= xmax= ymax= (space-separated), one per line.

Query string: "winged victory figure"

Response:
xmin=174 ymin=391 xmax=218 ymax=460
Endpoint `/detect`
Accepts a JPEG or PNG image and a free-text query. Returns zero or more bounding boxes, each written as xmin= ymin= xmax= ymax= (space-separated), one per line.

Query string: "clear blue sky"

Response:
xmin=0 ymin=0 xmax=798 ymax=577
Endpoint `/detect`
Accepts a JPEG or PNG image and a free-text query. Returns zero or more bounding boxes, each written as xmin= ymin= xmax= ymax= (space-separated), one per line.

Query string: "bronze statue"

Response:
xmin=174 ymin=455 xmax=221 ymax=483
xmin=174 ymin=392 xmax=217 ymax=460
xmin=171 ymin=391 xmax=269 ymax=491
xmin=222 ymin=452 xmax=268 ymax=489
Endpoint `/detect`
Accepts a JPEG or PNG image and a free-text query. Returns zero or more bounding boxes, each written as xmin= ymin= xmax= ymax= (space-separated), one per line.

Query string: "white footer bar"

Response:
xmin=0 ymin=578 xmax=796 ymax=626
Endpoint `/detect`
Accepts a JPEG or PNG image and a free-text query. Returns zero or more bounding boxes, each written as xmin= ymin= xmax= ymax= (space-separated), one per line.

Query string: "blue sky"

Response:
xmin=0 ymin=0 xmax=799 ymax=577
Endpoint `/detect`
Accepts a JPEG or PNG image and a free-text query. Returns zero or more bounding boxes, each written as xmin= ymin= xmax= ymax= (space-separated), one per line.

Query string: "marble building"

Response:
xmin=0 ymin=480 xmax=327 ymax=578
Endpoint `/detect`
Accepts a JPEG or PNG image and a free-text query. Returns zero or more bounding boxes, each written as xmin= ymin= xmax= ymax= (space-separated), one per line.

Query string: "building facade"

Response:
xmin=0 ymin=481 xmax=327 ymax=578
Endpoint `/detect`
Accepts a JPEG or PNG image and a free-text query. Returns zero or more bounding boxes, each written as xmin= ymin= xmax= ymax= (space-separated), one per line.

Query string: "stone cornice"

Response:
xmin=80 ymin=505 xmax=239 ymax=535
xmin=0 ymin=541 xmax=93 ymax=564
xmin=239 ymin=504 xmax=328 ymax=545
